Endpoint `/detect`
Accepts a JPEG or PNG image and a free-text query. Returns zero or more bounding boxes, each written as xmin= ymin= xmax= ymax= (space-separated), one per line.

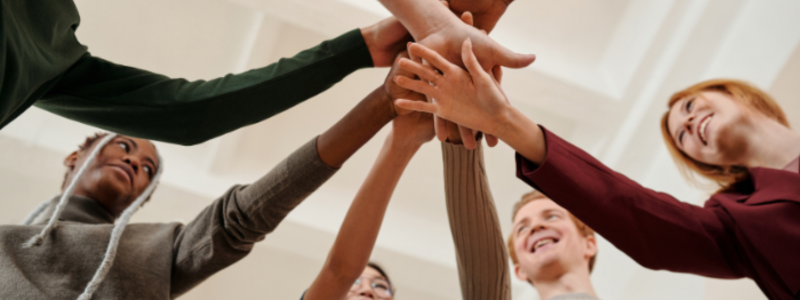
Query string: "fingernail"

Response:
xmin=396 ymin=57 xmax=401 ymax=63
xmin=393 ymin=75 xmax=398 ymax=82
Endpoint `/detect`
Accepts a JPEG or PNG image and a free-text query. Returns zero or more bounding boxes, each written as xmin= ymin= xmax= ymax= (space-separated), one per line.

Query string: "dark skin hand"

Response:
xmin=64 ymin=136 xmax=159 ymax=217
xmin=316 ymin=51 xmax=426 ymax=169
xmin=446 ymin=0 xmax=513 ymax=33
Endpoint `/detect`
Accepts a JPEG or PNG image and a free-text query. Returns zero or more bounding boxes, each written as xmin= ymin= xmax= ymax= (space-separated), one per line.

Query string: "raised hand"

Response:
xmin=416 ymin=18 xmax=534 ymax=72
xmin=393 ymin=39 xmax=511 ymax=137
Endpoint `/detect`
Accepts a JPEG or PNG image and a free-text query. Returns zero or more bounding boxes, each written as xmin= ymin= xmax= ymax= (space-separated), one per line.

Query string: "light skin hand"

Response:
xmin=378 ymin=0 xmax=535 ymax=71
xmin=394 ymin=38 xmax=547 ymax=163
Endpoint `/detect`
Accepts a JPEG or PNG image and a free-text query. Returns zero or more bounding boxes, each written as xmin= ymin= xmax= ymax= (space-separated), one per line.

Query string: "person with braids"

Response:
xmin=392 ymin=37 xmax=800 ymax=299
xmin=0 ymin=51 xmax=421 ymax=300
xmin=1 ymin=0 xmax=411 ymax=145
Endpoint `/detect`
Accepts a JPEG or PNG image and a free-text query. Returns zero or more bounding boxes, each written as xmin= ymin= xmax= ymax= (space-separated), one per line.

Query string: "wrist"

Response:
xmin=496 ymin=107 xmax=547 ymax=164
xmin=375 ymin=85 xmax=399 ymax=119
xmin=387 ymin=134 xmax=421 ymax=157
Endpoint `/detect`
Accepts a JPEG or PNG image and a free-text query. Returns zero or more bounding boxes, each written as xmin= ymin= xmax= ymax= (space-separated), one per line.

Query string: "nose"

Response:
xmin=355 ymin=285 xmax=375 ymax=299
xmin=123 ymin=156 xmax=140 ymax=174
xmin=683 ymin=112 xmax=696 ymax=134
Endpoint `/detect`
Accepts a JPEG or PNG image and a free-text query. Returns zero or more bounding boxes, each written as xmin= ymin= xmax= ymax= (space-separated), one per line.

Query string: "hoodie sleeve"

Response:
xmin=169 ymin=137 xmax=337 ymax=297
xmin=35 ymin=29 xmax=372 ymax=145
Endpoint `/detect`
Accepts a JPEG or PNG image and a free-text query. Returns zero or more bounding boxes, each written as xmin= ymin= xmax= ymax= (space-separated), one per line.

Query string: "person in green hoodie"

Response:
xmin=0 ymin=0 xmax=411 ymax=145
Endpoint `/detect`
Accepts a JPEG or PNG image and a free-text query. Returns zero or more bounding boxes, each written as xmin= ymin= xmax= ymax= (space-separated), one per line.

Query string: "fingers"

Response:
xmin=460 ymin=11 xmax=474 ymax=27
xmin=492 ymin=65 xmax=503 ymax=84
xmin=395 ymin=99 xmax=438 ymax=114
xmin=394 ymin=75 xmax=436 ymax=96
xmin=486 ymin=134 xmax=499 ymax=147
xmin=459 ymin=125 xmax=477 ymax=150
xmin=461 ymin=38 xmax=493 ymax=82
xmin=398 ymin=58 xmax=439 ymax=82
xmin=434 ymin=115 xmax=448 ymax=142
xmin=407 ymin=43 xmax=456 ymax=74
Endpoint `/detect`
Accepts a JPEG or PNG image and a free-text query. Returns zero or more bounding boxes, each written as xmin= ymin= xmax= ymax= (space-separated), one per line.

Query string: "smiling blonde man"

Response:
xmin=442 ymin=141 xmax=599 ymax=300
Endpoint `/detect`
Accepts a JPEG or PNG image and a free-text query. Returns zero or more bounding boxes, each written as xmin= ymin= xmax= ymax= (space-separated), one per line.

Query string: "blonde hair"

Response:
xmin=660 ymin=79 xmax=789 ymax=192
xmin=506 ymin=190 xmax=597 ymax=272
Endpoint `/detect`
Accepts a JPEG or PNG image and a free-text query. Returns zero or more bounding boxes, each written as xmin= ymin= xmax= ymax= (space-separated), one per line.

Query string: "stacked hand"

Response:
xmin=393 ymin=38 xmax=512 ymax=140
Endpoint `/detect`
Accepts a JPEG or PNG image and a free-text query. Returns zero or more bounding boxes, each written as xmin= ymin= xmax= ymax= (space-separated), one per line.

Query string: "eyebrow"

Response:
xmin=122 ymin=137 xmax=158 ymax=170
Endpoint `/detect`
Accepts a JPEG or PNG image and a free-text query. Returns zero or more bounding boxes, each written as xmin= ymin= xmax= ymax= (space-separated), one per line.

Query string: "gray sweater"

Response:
xmin=0 ymin=138 xmax=336 ymax=299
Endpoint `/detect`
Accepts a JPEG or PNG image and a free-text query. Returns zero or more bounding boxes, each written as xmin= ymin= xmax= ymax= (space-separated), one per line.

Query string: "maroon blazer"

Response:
xmin=516 ymin=127 xmax=800 ymax=300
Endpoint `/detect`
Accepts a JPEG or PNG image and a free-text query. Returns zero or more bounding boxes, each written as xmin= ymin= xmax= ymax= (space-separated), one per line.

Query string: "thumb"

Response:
xmin=495 ymin=44 xmax=536 ymax=69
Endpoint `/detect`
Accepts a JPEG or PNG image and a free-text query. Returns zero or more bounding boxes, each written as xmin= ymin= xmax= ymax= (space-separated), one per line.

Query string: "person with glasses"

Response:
xmin=300 ymin=52 xmax=434 ymax=300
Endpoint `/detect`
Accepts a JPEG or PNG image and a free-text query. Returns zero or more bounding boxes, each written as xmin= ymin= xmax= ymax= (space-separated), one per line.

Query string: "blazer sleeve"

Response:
xmin=515 ymin=126 xmax=747 ymax=279
xmin=169 ymin=137 xmax=338 ymax=297
xmin=35 ymin=29 xmax=373 ymax=145
xmin=442 ymin=142 xmax=511 ymax=300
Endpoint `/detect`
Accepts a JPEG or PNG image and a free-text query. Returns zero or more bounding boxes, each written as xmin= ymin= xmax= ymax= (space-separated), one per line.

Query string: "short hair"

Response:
xmin=367 ymin=262 xmax=395 ymax=295
xmin=660 ymin=79 xmax=789 ymax=192
xmin=506 ymin=190 xmax=597 ymax=273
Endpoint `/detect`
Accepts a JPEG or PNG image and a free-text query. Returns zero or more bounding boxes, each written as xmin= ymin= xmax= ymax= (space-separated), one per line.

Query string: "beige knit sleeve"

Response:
xmin=441 ymin=142 xmax=511 ymax=300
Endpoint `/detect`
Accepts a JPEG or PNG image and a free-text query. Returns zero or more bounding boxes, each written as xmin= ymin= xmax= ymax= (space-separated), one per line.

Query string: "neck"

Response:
xmin=532 ymin=268 xmax=596 ymax=300
xmin=737 ymin=118 xmax=800 ymax=169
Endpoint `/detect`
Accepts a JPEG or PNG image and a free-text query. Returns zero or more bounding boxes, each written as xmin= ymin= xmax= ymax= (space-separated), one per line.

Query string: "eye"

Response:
xmin=546 ymin=214 xmax=559 ymax=221
xmin=373 ymin=283 xmax=389 ymax=290
xmin=678 ymin=130 xmax=686 ymax=144
xmin=685 ymin=98 xmax=694 ymax=112
xmin=143 ymin=165 xmax=153 ymax=177
xmin=353 ymin=278 xmax=361 ymax=286
xmin=118 ymin=141 xmax=129 ymax=152
xmin=517 ymin=225 xmax=528 ymax=234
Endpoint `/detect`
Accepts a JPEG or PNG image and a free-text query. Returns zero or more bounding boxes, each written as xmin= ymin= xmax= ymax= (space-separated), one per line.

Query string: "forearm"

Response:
xmin=377 ymin=0 xmax=458 ymax=40
xmin=496 ymin=107 xmax=547 ymax=164
xmin=38 ymin=29 xmax=372 ymax=145
xmin=442 ymin=142 xmax=511 ymax=300
xmin=316 ymin=86 xmax=395 ymax=169
xmin=307 ymin=135 xmax=419 ymax=299
xmin=171 ymin=138 xmax=336 ymax=296
xmin=515 ymin=128 xmax=745 ymax=277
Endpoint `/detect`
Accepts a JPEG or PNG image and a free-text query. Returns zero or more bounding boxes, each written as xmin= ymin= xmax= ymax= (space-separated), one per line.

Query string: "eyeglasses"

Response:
xmin=352 ymin=277 xmax=393 ymax=298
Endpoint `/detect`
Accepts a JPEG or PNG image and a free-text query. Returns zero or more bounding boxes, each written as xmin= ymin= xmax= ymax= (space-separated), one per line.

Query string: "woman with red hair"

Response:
xmin=392 ymin=39 xmax=800 ymax=300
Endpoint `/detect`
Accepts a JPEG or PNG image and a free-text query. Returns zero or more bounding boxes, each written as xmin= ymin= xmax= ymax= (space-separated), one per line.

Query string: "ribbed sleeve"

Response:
xmin=441 ymin=142 xmax=511 ymax=300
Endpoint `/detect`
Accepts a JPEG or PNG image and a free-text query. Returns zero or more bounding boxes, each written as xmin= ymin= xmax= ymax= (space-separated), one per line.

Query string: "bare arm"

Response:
xmin=304 ymin=63 xmax=433 ymax=300
xmin=305 ymin=110 xmax=433 ymax=299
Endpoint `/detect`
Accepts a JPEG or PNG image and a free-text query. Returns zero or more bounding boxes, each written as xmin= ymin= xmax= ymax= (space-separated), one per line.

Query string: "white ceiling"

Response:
xmin=3 ymin=0 xmax=800 ymax=299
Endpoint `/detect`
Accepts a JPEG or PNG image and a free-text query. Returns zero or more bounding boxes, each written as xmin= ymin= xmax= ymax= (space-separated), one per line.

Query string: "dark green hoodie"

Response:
xmin=1 ymin=0 xmax=373 ymax=145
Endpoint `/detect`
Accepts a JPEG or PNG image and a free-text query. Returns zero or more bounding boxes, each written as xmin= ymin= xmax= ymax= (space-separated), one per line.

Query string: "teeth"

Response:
xmin=534 ymin=238 xmax=555 ymax=250
xmin=699 ymin=116 xmax=711 ymax=144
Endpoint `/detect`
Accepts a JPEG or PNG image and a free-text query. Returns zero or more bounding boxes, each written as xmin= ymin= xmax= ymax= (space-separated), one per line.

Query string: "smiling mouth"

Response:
xmin=698 ymin=114 xmax=713 ymax=145
xmin=531 ymin=238 xmax=559 ymax=253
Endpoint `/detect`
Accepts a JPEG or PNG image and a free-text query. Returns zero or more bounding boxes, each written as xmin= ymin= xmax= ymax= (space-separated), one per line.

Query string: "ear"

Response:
xmin=64 ymin=151 xmax=80 ymax=169
xmin=513 ymin=263 xmax=530 ymax=282
xmin=584 ymin=235 xmax=598 ymax=259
